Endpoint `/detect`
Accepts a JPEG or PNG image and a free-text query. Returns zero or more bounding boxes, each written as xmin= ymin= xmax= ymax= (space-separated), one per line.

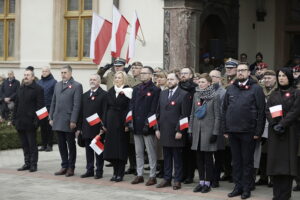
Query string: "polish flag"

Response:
xmin=90 ymin=13 xmax=112 ymax=65
xmin=126 ymin=11 xmax=141 ymax=62
xmin=148 ymin=114 xmax=157 ymax=128
xmin=89 ymin=135 xmax=104 ymax=155
xmin=126 ymin=111 xmax=133 ymax=123
xmin=111 ymin=5 xmax=129 ymax=58
xmin=86 ymin=113 xmax=102 ymax=126
xmin=269 ymin=105 xmax=283 ymax=118
xmin=179 ymin=117 xmax=189 ymax=130
xmin=36 ymin=107 xmax=49 ymax=120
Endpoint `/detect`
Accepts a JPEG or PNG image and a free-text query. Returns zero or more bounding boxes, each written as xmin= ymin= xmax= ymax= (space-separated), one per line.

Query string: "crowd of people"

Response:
xmin=1 ymin=52 xmax=300 ymax=200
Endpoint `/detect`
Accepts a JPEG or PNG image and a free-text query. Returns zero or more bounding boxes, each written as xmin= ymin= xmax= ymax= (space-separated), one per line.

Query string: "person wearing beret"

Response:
xmin=255 ymin=62 xmax=268 ymax=84
xmin=223 ymin=63 xmax=266 ymax=199
xmin=155 ymin=72 xmax=189 ymax=190
xmin=266 ymin=68 xmax=300 ymax=200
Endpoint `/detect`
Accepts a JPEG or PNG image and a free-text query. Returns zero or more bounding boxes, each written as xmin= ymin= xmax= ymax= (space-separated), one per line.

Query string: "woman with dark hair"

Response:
xmin=188 ymin=73 xmax=220 ymax=193
xmin=266 ymin=67 xmax=300 ymax=200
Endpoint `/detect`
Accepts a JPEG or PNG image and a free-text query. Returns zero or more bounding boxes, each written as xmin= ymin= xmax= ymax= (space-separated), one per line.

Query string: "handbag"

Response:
xmin=77 ymin=132 xmax=85 ymax=147
xmin=194 ymin=102 xmax=207 ymax=119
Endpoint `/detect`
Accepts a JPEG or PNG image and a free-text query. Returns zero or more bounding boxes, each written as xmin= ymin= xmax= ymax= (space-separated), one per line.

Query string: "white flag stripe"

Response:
xmin=86 ymin=113 xmax=100 ymax=122
xmin=128 ymin=11 xmax=138 ymax=59
xmin=36 ymin=107 xmax=47 ymax=116
xmin=90 ymin=13 xmax=105 ymax=59
xmin=269 ymin=105 xmax=282 ymax=113
xmin=148 ymin=114 xmax=156 ymax=122
xmin=180 ymin=117 xmax=188 ymax=125
xmin=111 ymin=5 xmax=122 ymax=52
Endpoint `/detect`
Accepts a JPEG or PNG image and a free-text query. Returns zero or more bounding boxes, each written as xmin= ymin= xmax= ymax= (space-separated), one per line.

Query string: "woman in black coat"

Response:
xmin=103 ymin=71 xmax=133 ymax=182
xmin=266 ymin=67 xmax=300 ymax=200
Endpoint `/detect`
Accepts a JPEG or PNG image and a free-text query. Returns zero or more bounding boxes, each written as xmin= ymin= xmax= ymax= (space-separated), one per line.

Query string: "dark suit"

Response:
xmin=157 ymin=87 xmax=189 ymax=182
xmin=78 ymin=87 xmax=107 ymax=176
xmin=13 ymin=81 xmax=44 ymax=167
xmin=1 ymin=78 xmax=20 ymax=119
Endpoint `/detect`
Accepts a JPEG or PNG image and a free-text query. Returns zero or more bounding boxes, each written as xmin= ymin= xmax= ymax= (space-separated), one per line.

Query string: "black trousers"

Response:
xmin=56 ymin=131 xmax=76 ymax=169
xmin=273 ymin=175 xmax=293 ymax=200
xmin=197 ymin=150 xmax=214 ymax=182
xmin=84 ymin=138 xmax=104 ymax=175
xmin=18 ymin=130 xmax=38 ymax=167
xmin=40 ymin=117 xmax=53 ymax=147
xmin=258 ymin=152 xmax=268 ymax=181
xmin=111 ymin=159 xmax=126 ymax=177
xmin=229 ymin=133 xmax=256 ymax=192
xmin=163 ymin=147 xmax=183 ymax=182
xmin=223 ymin=146 xmax=232 ymax=177
xmin=213 ymin=150 xmax=225 ymax=182
xmin=127 ymin=143 xmax=136 ymax=169
xmin=182 ymin=145 xmax=196 ymax=181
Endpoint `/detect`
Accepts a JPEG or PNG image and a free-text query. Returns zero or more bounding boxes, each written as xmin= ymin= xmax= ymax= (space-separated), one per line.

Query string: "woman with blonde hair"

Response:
xmin=103 ymin=71 xmax=133 ymax=182
xmin=155 ymin=71 xmax=168 ymax=90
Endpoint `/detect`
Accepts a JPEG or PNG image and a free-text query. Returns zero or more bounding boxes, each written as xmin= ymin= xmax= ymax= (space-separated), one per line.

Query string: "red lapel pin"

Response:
xmin=171 ymin=101 xmax=176 ymax=106
xmin=147 ymin=92 xmax=151 ymax=96
xmin=245 ymin=85 xmax=249 ymax=90
xmin=68 ymin=85 xmax=72 ymax=89
xmin=9 ymin=84 xmax=12 ymax=87
xmin=197 ymin=102 xmax=201 ymax=106
xmin=285 ymin=92 xmax=291 ymax=97
xmin=91 ymin=96 xmax=95 ymax=100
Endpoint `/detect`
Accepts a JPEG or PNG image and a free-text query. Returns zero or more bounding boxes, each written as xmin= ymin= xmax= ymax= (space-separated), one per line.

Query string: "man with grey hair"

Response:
xmin=50 ymin=65 xmax=83 ymax=177
xmin=37 ymin=66 xmax=57 ymax=152
xmin=77 ymin=74 xmax=107 ymax=179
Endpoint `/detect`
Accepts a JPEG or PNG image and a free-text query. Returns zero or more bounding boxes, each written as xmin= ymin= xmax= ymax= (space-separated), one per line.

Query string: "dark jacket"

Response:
xmin=13 ymin=81 xmax=44 ymax=131
xmin=130 ymin=81 xmax=160 ymax=135
xmin=179 ymin=79 xmax=197 ymax=115
xmin=222 ymin=77 xmax=266 ymax=136
xmin=37 ymin=74 xmax=57 ymax=109
xmin=157 ymin=87 xmax=189 ymax=147
xmin=78 ymin=87 xmax=107 ymax=139
xmin=1 ymin=78 xmax=20 ymax=101
xmin=266 ymin=88 xmax=300 ymax=176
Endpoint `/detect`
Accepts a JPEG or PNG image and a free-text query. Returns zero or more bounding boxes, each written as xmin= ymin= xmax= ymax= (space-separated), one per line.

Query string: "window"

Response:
xmin=0 ymin=0 xmax=15 ymax=61
xmin=64 ymin=0 xmax=92 ymax=61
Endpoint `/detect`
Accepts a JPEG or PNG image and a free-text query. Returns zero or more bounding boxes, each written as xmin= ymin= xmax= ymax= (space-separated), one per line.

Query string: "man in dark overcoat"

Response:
xmin=156 ymin=72 xmax=189 ymax=190
xmin=13 ymin=69 xmax=44 ymax=172
xmin=49 ymin=65 xmax=83 ymax=177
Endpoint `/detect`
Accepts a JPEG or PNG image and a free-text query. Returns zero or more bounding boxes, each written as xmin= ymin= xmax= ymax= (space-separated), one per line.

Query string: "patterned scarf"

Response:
xmin=195 ymin=85 xmax=216 ymax=101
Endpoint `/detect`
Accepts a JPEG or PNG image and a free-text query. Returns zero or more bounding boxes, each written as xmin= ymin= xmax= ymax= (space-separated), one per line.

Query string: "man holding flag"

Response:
xmin=77 ymin=74 xmax=107 ymax=179
xmin=130 ymin=66 xmax=160 ymax=186
xmin=12 ymin=68 xmax=44 ymax=172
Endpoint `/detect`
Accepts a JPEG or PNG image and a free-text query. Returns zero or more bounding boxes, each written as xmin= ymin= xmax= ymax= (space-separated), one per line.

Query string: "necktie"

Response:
xmin=168 ymin=90 xmax=173 ymax=100
xmin=90 ymin=91 xmax=94 ymax=97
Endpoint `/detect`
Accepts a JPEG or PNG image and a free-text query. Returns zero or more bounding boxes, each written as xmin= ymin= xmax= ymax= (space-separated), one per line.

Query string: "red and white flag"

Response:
xmin=36 ymin=107 xmax=49 ymax=120
xmin=89 ymin=135 xmax=104 ymax=155
xmin=86 ymin=113 xmax=101 ymax=126
xmin=269 ymin=105 xmax=283 ymax=118
xmin=126 ymin=11 xmax=141 ymax=62
xmin=126 ymin=111 xmax=133 ymax=123
xmin=148 ymin=114 xmax=157 ymax=128
xmin=111 ymin=5 xmax=129 ymax=58
xmin=179 ymin=117 xmax=189 ymax=130
xmin=90 ymin=13 xmax=112 ymax=65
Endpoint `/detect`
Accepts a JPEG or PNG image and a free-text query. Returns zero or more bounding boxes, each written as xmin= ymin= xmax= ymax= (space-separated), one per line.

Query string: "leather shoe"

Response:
xmin=54 ymin=168 xmax=67 ymax=175
xmin=65 ymin=168 xmax=74 ymax=177
xmin=94 ymin=174 xmax=103 ymax=179
xmin=110 ymin=175 xmax=116 ymax=181
xmin=255 ymin=179 xmax=268 ymax=186
xmin=173 ymin=182 xmax=181 ymax=190
xmin=17 ymin=164 xmax=30 ymax=171
xmin=241 ymin=191 xmax=251 ymax=199
xmin=38 ymin=146 xmax=46 ymax=151
xmin=29 ymin=165 xmax=37 ymax=172
xmin=125 ymin=168 xmax=136 ymax=175
xmin=80 ymin=171 xmax=94 ymax=178
xmin=228 ymin=188 xmax=243 ymax=198
xmin=105 ymin=163 xmax=113 ymax=167
xmin=156 ymin=180 xmax=171 ymax=188
xmin=115 ymin=176 xmax=123 ymax=182
xmin=183 ymin=178 xmax=193 ymax=184
xmin=131 ymin=176 xmax=144 ymax=184
xmin=145 ymin=177 xmax=157 ymax=186
xmin=201 ymin=185 xmax=211 ymax=193
xmin=193 ymin=184 xmax=203 ymax=192
xmin=211 ymin=181 xmax=219 ymax=188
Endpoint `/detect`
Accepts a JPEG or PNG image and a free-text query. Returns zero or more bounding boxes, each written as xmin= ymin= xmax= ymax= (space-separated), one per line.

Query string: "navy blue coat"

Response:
xmin=130 ymin=81 xmax=161 ymax=135
xmin=37 ymin=74 xmax=57 ymax=109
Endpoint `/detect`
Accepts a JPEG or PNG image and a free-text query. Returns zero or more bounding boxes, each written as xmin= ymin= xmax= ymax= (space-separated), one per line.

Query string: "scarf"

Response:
xmin=195 ymin=85 xmax=216 ymax=101
xmin=114 ymin=85 xmax=133 ymax=99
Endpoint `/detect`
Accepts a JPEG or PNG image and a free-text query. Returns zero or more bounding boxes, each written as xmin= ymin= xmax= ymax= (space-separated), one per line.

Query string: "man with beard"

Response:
xmin=37 ymin=67 xmax=57 ymax=152
xmin=178 ymin=67 xmax=197 ymax=184
xmin=255 ymin=62 xmax=268 ymax=85
xmin=223 ymin=64 xmax=266 ymax=199
xmin=13 ymin=69 xmax=44 ymax=172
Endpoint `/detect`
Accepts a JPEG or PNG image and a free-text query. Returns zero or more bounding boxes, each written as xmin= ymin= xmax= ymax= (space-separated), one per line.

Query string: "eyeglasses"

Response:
xmin=237 ymin=69 xmax=248 ymax=73
xmin=180 ymin=72 xmax=190 ymax=75
xmin=140 ymin=72 xmax=151 ymax=75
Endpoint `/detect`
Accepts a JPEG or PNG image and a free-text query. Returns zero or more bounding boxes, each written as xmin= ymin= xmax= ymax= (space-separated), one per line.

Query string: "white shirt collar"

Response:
xmin=239 ymin=79 xmax=249 ymax=86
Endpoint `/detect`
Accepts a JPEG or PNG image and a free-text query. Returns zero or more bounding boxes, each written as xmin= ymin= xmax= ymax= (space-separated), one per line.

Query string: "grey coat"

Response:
xmin=189 ymin=89 xmax=221 ymax=152
xmin=49 ymin=77 xmax=83 ymax=133
xmin=215 ymin=84 xmax=226 ymax=150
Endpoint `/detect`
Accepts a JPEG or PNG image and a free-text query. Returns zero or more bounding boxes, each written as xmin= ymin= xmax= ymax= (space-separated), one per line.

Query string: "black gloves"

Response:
xmin=142 ymin=124 xmax=149 ymax=135
xmin=261 ymin=137 xmax=267 ymax=145
xmin=124 ymin=65 xmax=132 ymax=74
xmin=102 ymin=63 xmax=113 ymax=71
xmin=273 ymin=124 xmax=285 ymax=135
xmin=209 ymin=135 xmax=218 ymax=144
